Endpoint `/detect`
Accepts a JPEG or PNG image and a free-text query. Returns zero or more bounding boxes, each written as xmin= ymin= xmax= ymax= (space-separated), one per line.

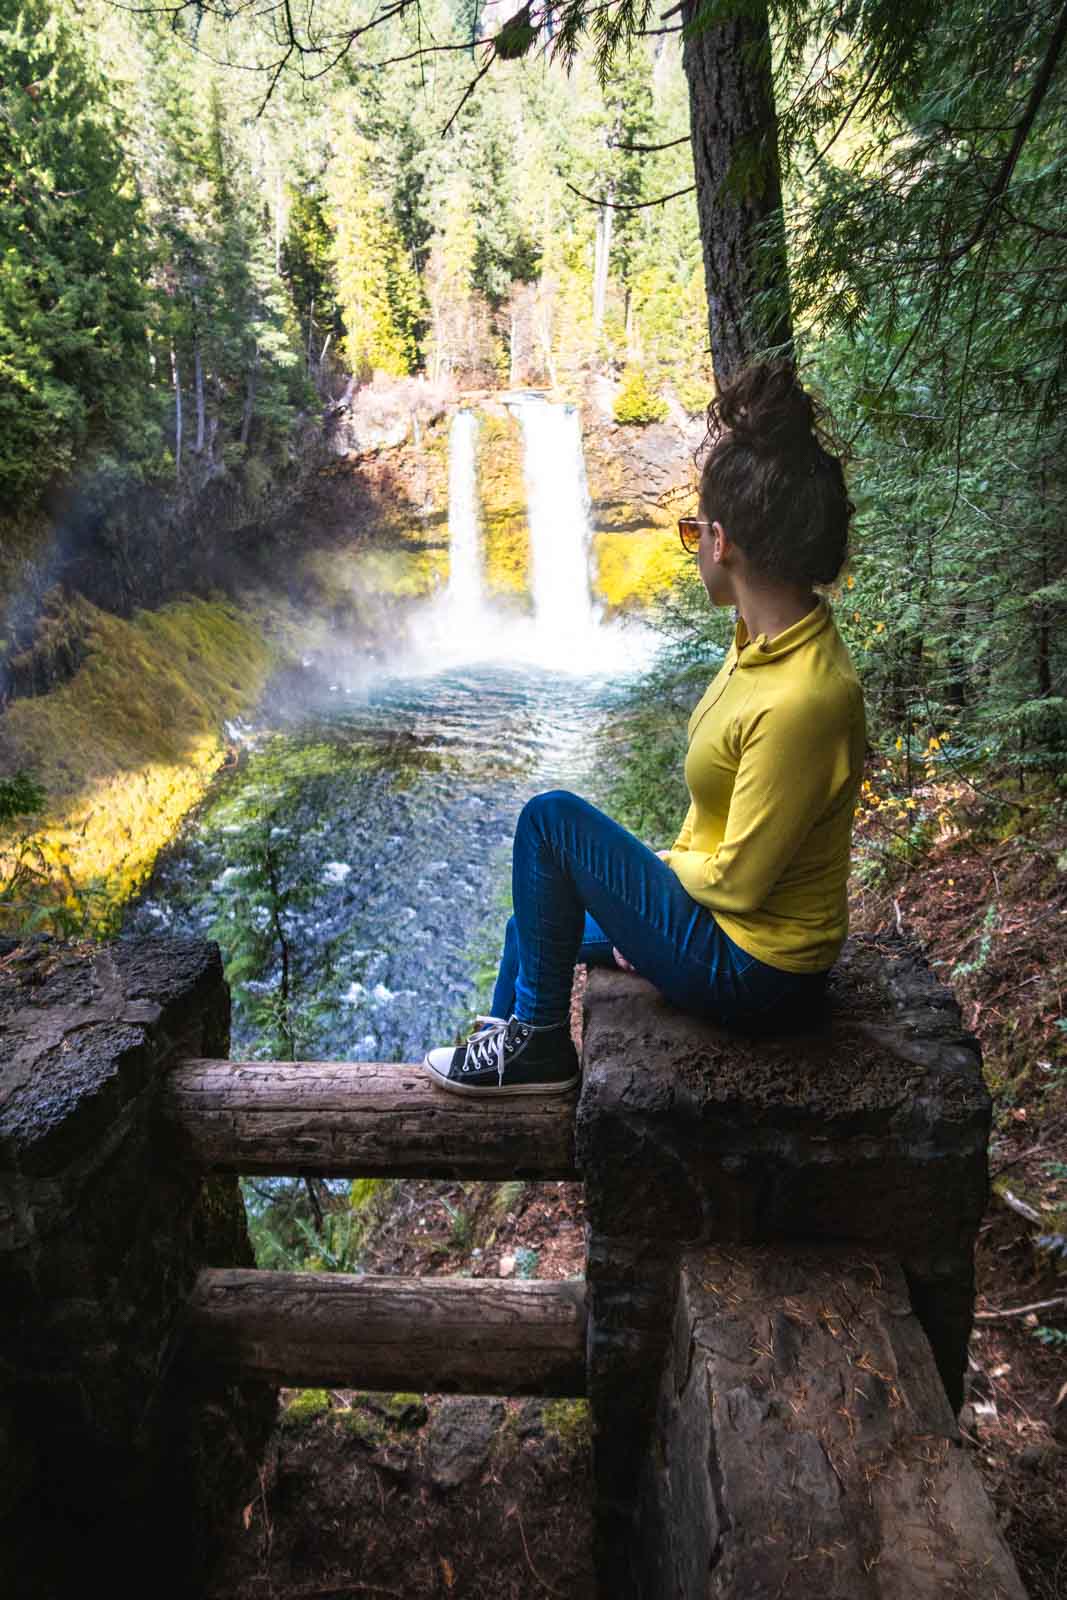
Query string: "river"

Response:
xmin=123 ymin=400 xmax=657 ymax=1067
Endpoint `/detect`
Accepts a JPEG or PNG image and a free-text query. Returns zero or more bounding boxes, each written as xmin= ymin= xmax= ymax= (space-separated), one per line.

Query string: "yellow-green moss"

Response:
xmin=541 ymin=1399 xmax=592 ymax=1449
xmin=0 ymin=593 xmax=275 ymax=934
xmin=592 ymin=530 xmax=688 ymax=612
xmin=363 ymin=1392 xmax=428 ymax=1429
xmin=280 ymin=1389 xmax=332 ymax=1429
xmin=350 ymin=1177 xmax=385 ymax=1210
xmin=340 ymin=1409 xmax=385 ymax=1445
xmin=340 ymin=1392 xmax=427 ymax=1440
xmin=477 ymin=415 xmax=530 ymax=601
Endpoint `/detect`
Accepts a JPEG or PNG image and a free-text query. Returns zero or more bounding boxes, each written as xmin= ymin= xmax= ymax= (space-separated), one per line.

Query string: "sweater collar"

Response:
xmin=733 ymin=598 xmax=831 ymax=665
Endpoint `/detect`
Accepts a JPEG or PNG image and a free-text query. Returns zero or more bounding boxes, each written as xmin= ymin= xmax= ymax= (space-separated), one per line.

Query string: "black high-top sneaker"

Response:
xmin=423 ymin=1014 xmax=580 ymax=1097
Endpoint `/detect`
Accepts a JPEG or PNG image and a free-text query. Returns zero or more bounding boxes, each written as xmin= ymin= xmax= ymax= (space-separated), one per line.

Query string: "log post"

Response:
xmin=0 ymin=936 xmax=275 ymax=1598
xmin=639 ymin=1246 xmax=1026 ymax=1599
xmin=576 ymin=932 xmax=992 ymax=1597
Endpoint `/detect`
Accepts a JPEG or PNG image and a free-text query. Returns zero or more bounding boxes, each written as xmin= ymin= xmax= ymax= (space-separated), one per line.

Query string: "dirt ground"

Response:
xmin=211 ymin=779 xmax=1066 ymax=1600
xmin=207 ymin=1180 xmax=593 ymax=1600
xmin=850 ymin=776 xmax=1067 ymax=1600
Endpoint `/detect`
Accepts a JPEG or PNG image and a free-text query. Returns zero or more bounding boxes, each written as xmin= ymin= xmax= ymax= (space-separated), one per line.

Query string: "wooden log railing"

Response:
xmin=162 ymin=1059 xmax=578 ymax=1180
xmin=182 ymin=1269 xmax=587 ymax=1396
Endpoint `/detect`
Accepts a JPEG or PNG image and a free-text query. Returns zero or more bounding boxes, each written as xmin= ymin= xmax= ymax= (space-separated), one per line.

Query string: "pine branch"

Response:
xmin=944 ymin=0 xmax=1067 ymax=264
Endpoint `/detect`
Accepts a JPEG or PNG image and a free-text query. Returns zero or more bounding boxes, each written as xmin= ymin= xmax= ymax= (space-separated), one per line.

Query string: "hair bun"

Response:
xmin=708 ymin=361 xmax=817 ymax=455
xmin=698 ymin=359 xmax=854 ymax=590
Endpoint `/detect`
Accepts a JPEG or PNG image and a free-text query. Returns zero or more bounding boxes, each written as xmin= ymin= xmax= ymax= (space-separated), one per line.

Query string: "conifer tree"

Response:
xmin=327 ymin=125 xmax=424 ymax=379
xmin=423 ymin=174 xmax=486 ymax=381
xmin=0 ymin=0 xmax=152 ymax=499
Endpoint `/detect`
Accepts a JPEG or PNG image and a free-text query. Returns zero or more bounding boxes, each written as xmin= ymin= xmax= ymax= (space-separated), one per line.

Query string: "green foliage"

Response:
xmin=0 ymin=0 xmax=152 ymax=500
xmin=0 ymin=772 xmax=44 ymax=826
xmin=283 ymin=186 xmax=341 ymax=365
xmin=492 ymin=1179 xmax=526 ymax=1218
xmin=541 ymin=1399 xmax=592 ymax=1449
xmin=439 ymin=1195 xmax=474 ymax=1252
xmin=493 ymin=5 xmax=537 ymax=61
xmin=613 ymin=364 xmax=667 ymax=425
xmin=950 ymin=902 xmax=999 ymax=982
xmin=514 ymin=1245 xmax=539 ymax=1279
xmin=241 ymin=1176 xmax=380 ymax=1272
xmin=327 ymin=126 xmax=424 ymax=379
xmin=810 ymin=311 xmax=1067 ymax=773
xmin=280 ymin=1389 xmax=331 ymax=1428
xmin=350 ymin=1177 xmax=386 ymax=1211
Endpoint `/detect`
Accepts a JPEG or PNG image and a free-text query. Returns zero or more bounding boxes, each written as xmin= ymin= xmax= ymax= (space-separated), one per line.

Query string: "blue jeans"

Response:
xmin=489 ymin=789 xmax=829 ymax=1032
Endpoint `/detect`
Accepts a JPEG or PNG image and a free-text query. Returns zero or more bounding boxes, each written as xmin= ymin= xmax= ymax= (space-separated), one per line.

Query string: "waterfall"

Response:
xmin=512 ymin=401 xmax=597 ymax=641
xmin=446 ymin=410 xmax=482 ymax=615
xmin=409 ymin=396 xmax=650 ymax=677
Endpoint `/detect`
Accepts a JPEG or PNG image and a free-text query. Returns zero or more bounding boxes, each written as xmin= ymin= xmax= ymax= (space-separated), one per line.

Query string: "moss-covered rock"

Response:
xmin=339 ymin=1392 xmax=428 ymax=1446
xmin=339 ymin=1409 xmax=386 ymax=1447
xmin=0 ymin=594 xmax=275 ymax=935
xmin=360 ymin=1392 xmax=428 ymax=1430
xmin=477 ymin=414 xmax=530 ymax=604
xmin=280 ymin=1389 xmax=332 ymax=1429
xmin=592 ymin=529 xmax=688 ymax=612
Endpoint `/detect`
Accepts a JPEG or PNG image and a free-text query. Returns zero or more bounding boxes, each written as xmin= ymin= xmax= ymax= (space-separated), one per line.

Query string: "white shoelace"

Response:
xmin=463 ymin=1015 xmax=525 ymax=1084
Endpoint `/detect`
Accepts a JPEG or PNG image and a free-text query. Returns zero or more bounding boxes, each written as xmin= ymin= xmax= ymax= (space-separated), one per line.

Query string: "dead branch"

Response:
xmin=974 ymin=1295 xmax=1067 ymax=1323
xmin=997 ymin=1188 xmax=1043 ymax=1226
xmin=565 ymin=180 xmax=695 ymax=210
xmin=608 ymin=134 xmax=689 ymax=152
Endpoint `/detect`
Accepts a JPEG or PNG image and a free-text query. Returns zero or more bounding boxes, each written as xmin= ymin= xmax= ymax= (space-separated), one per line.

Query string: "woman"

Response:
xmin=423 ymin=361 xmax=866 ymax=1096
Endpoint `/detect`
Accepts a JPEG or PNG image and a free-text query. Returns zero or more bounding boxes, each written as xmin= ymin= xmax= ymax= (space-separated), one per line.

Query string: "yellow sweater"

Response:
xmin=665 ymin=599 xmax=865 ymax=973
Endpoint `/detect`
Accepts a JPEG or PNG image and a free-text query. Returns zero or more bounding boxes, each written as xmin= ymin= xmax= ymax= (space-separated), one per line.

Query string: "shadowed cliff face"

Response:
xmin=1 ymin=384 xmax=698 ymax=711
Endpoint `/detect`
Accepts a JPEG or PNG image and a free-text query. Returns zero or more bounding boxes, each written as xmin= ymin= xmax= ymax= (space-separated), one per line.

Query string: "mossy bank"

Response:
xmin=0 ymin=595 xmax=275 ymax=934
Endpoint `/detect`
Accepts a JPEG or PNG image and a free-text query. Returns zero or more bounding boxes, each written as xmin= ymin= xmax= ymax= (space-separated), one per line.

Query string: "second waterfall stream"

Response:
xmin=432 ymin=396 xmax=638 ymax=673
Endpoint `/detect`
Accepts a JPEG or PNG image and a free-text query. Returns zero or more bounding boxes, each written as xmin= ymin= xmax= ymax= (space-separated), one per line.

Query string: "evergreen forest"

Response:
xmin=2 ymin=0 xmax=1064 ymax=780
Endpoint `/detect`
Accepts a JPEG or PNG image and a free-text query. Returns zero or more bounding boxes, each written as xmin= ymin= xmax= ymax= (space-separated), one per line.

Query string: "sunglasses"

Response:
xmin=678 ymin=516 xmax=710 ymax=554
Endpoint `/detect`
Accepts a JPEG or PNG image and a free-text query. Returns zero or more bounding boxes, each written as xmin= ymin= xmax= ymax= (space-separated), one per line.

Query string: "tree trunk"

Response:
xmin=681 ymin=0 xmax=792 ymax=380
xmin=624 ymin=287 xmax=638 ymax=361
xmin=274 ymin=168 xmax=283 ymax=276
xmin=240 ymin=351 xmax=258 ymax=449
xmin=1035 ymin=520 xmax=1052 ymax=698
xmin=593 ymin=186 xmax=614 ymax=333
xmin=194 ymin=339 xmax=206 ymax=454
xmin=170 ymin=346 xmax=182 ymax=479
xmin=537 ymin=282 xmax=558 ymax=388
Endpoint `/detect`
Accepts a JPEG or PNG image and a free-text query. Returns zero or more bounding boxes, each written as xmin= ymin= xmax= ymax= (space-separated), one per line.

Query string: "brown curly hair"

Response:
xmin=700 ymin=361 xmax=854 ymax=588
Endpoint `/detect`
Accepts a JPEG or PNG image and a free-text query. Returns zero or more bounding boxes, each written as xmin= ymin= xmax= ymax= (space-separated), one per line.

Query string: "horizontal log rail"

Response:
xmin=180 ymin=1268 xmax=587 ymax=1396
xmin=162 ymin=1058 xmax=579 ymax=1180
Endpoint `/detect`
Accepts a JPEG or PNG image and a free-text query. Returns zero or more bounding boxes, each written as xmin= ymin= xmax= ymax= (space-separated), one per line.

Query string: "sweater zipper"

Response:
xmin=688 ymin=650 xmax=743 ymax=743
